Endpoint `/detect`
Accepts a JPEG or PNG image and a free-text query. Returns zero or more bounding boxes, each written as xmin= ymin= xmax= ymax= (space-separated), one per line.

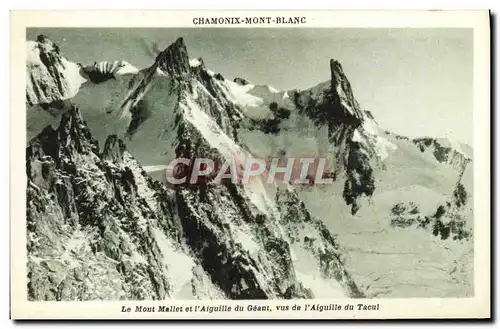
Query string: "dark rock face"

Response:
xmin=82 ymin=62 xmax=116 ymax=84
xmin=328 ymin=59 xmax=365 ymax=126
xmin=184 ymin=68 xmax=244 ymax=141
xmin=26 ymin=35 xmax=77 ymax=106
xmin=165 ymin=79 xmax=354 ymax=299
xmin=102 ymin=135 xmax=127 ymax=163
xmin=125 ymin=99 xmax=151 ymax=137
xmin=27 ymin=104 xmax=359 ymax=300
xmin=390 ymin=202 xmax=427 ymax=229
xmin=80 ymin=61 xmax=134 ymax=84
xmin=290 ymin=59 xmax=376 ymax=214
xmin=426 ymin=203 xmax=471 ymax=241
xmin=343 ymin=142 xmax=376 ymax=215
xmin=234 ymin=77 xmax=250 ymax=86
xmin=248 ymin=102 xmax=292 ymax=135
xmin=276 ymin=188 xmax=365 ymax=298
xmin=35 ymin=36 xmax=65 ymax=92
xmin=195 ymin=57 xmax=205 ymax=67
xmin=412 ymin=137 xmax=471 ymax=170
xmin=429 ymin=162 xmax=472 ymax=241
xmin=27 ymin=107 xmax=184 ymax=300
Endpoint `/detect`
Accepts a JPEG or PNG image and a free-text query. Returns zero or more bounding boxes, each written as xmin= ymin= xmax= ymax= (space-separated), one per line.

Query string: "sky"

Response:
xmin=26 ymin=28 xmax=473 ymax=145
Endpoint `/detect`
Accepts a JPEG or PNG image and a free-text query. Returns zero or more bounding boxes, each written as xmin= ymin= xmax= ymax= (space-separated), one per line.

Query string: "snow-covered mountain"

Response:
xmin=25 ymin=35 xmax=474 ymax=300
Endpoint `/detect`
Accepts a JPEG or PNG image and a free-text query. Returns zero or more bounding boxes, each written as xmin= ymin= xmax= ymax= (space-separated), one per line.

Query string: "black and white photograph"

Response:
xmin=10 ymin=10 xmax=491 ymax=320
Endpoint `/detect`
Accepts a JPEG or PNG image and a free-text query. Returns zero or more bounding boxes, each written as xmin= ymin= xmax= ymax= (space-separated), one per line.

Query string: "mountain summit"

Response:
xmin=26 ymin=35 xmax=86 ymax=106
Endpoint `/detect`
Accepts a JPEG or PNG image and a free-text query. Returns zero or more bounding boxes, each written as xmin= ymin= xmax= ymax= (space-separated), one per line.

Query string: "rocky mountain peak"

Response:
xmin=412 ymin=137 xmax=472 ymax=171
xmin=155 ymin=37 xmax=191 ymax=76
xmin=328 ymin=58 xmax=364 ymax=126
xmin=26 ymin=35 xmax=86 ymax=106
